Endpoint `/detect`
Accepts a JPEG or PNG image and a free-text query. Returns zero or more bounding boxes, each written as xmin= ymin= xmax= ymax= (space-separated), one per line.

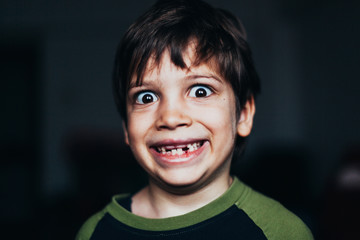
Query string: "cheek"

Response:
xmin=194 ymin=101 xmax=237 ymax=137
xmin=127 ymin=113 xmax=151 ymax=143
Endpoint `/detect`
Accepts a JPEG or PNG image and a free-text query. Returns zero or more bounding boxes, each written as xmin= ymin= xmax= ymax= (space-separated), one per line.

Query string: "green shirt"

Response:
xmin=76 ymin=177 xmax=313 ymax=239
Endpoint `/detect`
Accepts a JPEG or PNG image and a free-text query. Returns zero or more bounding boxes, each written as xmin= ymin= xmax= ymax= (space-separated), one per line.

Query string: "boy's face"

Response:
xmin=124 ymin=48 xmax=254 ymax=191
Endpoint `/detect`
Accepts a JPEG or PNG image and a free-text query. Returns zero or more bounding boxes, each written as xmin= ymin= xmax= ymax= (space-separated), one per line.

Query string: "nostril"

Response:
xmin=155 ymin=110 xmax=192 ymax=130
xmin=158 ymin=122 xmax=188 ymax=130
xmin=155 ymin=105 xmax=192 ymax=130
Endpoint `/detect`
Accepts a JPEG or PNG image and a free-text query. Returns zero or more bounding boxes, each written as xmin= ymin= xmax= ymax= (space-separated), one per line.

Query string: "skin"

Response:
xmin=124 ymin=48 xmax=255 ymax=219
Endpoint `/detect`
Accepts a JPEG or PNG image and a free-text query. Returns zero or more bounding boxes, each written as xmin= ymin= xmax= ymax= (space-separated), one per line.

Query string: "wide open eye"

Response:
xmin=188 ymin=85 xmax=213 ymax=98
xmin=136 ymin=91 xmax=158 ymax=104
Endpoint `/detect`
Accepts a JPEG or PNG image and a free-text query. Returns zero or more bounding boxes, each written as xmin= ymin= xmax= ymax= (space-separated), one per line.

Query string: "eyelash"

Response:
xmin=188 ymin=85 xmax=213 ymax=98
xmin=135 ymin=91 xmax=158 ymax=104
xmin=133 ymin=84 xmax=214 ymax=105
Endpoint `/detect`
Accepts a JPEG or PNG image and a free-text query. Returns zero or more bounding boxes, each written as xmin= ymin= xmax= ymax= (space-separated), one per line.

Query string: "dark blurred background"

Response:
xmin=1 ymin=0 xmax=359 ymax=239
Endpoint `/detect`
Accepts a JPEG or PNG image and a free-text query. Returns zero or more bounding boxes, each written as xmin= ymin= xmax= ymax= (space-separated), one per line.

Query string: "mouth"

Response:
xmin=153 ymin=140 xmax=205 ymax=156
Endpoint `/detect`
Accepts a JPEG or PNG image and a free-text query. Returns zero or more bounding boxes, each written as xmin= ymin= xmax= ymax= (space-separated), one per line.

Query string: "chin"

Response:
xmin=152 ymin=169 xmax=210 ymax=192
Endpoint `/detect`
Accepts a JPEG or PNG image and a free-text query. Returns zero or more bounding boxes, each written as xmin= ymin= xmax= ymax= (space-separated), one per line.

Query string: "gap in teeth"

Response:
xmin=157 ymin=142 xmax=202 ymax=155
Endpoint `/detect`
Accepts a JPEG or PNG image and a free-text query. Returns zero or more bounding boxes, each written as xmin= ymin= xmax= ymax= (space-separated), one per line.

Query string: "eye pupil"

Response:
xmin=195 ymin=88 xmax=206 ymax=97
xmin=142 ymin=94 xmax=153 ymax=103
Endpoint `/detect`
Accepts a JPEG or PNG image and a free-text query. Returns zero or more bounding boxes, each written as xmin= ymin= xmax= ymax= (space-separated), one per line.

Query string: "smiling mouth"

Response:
xmin=153 ymin=141 xmax=205 ymax=156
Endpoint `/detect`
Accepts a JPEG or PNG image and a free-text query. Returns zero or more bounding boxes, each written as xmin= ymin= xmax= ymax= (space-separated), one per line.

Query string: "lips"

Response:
xmin=149 ymin=139 xmax=207 ymax=164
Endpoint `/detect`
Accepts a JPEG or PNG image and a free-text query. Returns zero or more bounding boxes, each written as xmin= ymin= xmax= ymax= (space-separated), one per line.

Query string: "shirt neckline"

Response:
xmin=106 ymin=177 xmax=248 ymax=231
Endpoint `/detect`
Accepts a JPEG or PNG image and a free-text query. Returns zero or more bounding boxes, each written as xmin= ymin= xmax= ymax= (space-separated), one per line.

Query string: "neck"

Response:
xmin=131 ymin=174 xmax=233 ymax=219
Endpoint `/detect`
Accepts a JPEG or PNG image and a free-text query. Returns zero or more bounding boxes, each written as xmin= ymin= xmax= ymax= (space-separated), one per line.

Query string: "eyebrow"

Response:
xmin=184 ymin=74 xmax=223 ymax=83
xmin=128 ymin=81 xmax=154 ymax=90
xmin=128 ymin=73 xmax=223 ymax=90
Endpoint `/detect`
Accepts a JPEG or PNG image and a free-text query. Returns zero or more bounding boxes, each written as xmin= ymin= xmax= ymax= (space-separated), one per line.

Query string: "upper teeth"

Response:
xmin=157 ymin=142 xmax=201 ymax=155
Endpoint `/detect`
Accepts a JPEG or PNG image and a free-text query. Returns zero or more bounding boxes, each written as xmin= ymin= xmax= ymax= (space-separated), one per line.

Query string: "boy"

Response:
xmin=76 ymin=0 xmax=313 ymax=239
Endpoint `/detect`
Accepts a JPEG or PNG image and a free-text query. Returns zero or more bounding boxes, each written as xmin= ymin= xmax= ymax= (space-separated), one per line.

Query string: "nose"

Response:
xmin=155 ymin=100 xmax=192 ymax=130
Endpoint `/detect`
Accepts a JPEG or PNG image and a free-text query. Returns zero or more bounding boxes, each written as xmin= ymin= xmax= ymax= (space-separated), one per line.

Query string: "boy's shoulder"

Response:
xmin=75 ymin=207 xmax=108 ymax=240
xmin=234 ymin=180 xmax=313 ymax=240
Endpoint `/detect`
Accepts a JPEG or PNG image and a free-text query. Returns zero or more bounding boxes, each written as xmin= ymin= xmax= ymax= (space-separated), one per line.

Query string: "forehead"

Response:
xmin=130 ymin=46 xmax=223 ymax=87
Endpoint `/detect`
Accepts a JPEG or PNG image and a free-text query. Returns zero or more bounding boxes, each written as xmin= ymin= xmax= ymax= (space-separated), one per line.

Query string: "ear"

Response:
xmin=237 ymin=97 xmax=256 ymax=137
xmin=122 ymin=121 xmax=129 ymax=145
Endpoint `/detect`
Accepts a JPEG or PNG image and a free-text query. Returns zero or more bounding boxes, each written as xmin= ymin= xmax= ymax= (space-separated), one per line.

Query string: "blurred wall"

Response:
xmin=1 ymin=0 xmax=359 ymax=239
